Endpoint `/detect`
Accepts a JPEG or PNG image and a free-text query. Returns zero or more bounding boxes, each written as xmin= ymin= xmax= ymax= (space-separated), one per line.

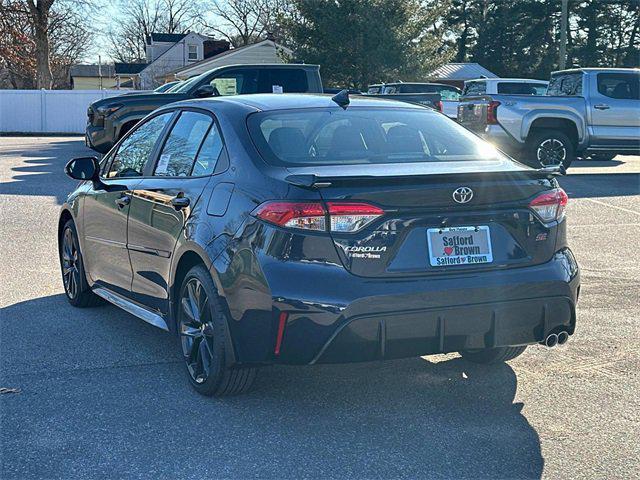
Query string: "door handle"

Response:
xmin=170 ymin=195 xmax=190 ymax=210
xmin=594 ymin=104 xmax=610 ymax=110
xmin=115 ymin=195 xmax=130 ymax=208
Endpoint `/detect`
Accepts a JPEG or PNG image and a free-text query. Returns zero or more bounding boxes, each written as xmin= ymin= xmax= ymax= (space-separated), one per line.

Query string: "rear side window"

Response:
xmin=463 ymin=81 xmax=486 ymax=96
xmin=367 ymin=86 xmax=381 ymax=94
xmin=397 ymin=84 xmax=436 ymax=94
xmin=154 ymin=111 xmax=212 ymax=176
xmin=547 ymin=73 xmax=583 ymax=96
xmin=265 ymin=69 xmax=309 ymax=93
xmin=192 ymin=124 xmax=224 ymax=176
xmin=497 ymin=82 xmax=547 ymax=95
xmin=106 ymin=112 xmax=172 ymax=178
xmin=247 ymin=107 xmax=509 ymax=167
xmin=597 ymin=73 xmax=639 ymax=100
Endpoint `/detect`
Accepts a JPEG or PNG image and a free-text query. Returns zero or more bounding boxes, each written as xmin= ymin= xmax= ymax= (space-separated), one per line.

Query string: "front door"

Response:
xmin=82 ymin=111 xmax=174 ymax=294
xmin=127 ymin=109 xmax=225 ymax=312
xmin=589 ymin=71 xmax=640 ymax=147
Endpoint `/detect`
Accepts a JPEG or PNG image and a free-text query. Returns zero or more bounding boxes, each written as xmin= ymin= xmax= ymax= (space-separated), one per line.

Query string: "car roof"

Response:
xmin=466 ymin=78 xmax=548 ymax=83
xmin=167 ymin=93 xmax=431 ymax=114
xmin=552 ymin=67 xmax=640 ymax=75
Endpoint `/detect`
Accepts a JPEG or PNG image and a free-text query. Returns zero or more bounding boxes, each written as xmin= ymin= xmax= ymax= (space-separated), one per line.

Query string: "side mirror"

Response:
xmin=193 ymin=84 xmax=215 ymax=98
xmin=65 ymin=156 xmax=100 ymax=181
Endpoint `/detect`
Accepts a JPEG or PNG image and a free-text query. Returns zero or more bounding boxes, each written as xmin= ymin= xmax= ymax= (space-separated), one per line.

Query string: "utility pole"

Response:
xmin=559 ymin=0 xmax=568 ymax=70
xmin=98 ymin=55 xmax=103 ymax=90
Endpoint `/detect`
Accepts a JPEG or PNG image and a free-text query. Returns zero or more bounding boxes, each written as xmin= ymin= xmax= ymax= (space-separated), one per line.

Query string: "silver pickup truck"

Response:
xmin=458 ymin=68 xmax=640 ymax=168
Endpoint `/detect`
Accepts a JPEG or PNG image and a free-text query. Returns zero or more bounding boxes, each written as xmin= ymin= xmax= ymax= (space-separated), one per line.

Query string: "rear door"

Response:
xmin=589 ymin=71 xmax=640 ymax=148
xmin=127 ymin=109 xmax=225 ymax=312
xmin=82 ymin=111 xmax=174 ymax=293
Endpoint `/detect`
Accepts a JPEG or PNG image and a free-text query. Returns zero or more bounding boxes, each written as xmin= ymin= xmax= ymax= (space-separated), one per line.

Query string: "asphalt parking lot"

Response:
xmin=1 ymin=136 xmax=639 ymax=479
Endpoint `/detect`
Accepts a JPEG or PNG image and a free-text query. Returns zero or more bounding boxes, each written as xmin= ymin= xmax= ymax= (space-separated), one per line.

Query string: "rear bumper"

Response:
xmin=266 ymin=249 xmax=579 ymax=365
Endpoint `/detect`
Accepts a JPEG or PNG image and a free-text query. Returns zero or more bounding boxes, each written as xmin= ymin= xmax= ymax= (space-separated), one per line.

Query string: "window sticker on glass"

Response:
xmin=212 ymin=78 xmax=237 ymax=95
xmin=156 ymin=153 xmax=171 ymax=174
xmin=272 ymin=85 xmax=283 ymax=94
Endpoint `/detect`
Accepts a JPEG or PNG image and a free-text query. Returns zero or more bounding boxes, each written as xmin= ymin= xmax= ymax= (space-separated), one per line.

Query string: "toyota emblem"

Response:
xmin=452 ymin=187 xmax=474 ymax=204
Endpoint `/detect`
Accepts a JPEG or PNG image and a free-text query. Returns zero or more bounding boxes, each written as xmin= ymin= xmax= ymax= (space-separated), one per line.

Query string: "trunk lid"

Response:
xmin=287 ymin=163 xmax=561 ymax=278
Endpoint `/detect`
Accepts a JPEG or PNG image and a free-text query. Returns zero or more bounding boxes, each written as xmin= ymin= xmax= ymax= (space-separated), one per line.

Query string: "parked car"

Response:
xmin=85 ymin=64 xmax=323 ymax=153
xmin=154 ymin=81 xmax=182 ymax=93
xmin=458 ymin=68 xmax=640 ymax=167
xmin=367 ymin=82 xmax=461 ymax=118
xmin=462 ymin=78 xmax=549 ymax=97
xmin=60 ymin=93 xmax=579 ymax=396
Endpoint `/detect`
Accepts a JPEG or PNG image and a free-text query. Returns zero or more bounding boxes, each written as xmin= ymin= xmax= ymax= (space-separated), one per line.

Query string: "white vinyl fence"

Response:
xmin=0 ymin=89 xmax=126 ymax=134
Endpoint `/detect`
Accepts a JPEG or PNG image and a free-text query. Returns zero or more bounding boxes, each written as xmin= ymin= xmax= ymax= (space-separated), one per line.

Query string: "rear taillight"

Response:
xmin=435 ymin=100 xmax=443 ymax=113
xmin=326 ymin=202 xmax=385 ymax=232
xmin=487 ymin=101 xmax=500 ymax=125
xmin=529 ymin=188 xmax=568 ymax=223
xmin=253 ymin=202 xmax=326 ymax=231
xmin=254 ymin=201 xmax=384 ymax=233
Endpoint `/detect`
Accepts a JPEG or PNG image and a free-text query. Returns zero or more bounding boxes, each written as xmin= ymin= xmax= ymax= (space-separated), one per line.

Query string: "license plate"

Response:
xmin=427 ymin=226 xmax=493 ymax=267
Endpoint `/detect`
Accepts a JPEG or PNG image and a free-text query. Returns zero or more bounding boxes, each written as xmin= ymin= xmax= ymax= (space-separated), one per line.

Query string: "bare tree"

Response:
xmin=200 ymin=0 xmax=284 ymax=47
xmin=0 ymin=0 xmax=91 ymax=88
xmin=108 ymin=0 xmax=200 ymax=63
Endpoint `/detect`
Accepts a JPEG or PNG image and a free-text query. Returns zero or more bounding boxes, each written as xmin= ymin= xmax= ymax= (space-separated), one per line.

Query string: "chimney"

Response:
xmin=203 ymin=40 xmax=231 ymax=59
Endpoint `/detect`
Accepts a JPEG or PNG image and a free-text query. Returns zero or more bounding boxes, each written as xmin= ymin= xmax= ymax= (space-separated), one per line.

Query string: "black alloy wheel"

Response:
xmin=59 ymin=219 xmax=101 ymax=307
xmin=179 ymin=277 xmax=215 ymax=385
xmin=177 ymin=265 xmax=256 ymax=396
xmin=61 ymin=226 xmax=80 ymax=300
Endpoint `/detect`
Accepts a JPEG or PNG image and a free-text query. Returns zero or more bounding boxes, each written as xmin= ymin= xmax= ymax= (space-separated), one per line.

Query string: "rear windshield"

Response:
xmin=497 ymin=82 xmax=548 ymax=95
xmin=247 ymin=107 xmax=509 ymax=166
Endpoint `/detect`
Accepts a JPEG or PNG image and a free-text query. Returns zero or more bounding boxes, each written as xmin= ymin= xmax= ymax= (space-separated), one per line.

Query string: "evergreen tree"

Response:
xmin=280 ymin=0 xmax=452 ymax=89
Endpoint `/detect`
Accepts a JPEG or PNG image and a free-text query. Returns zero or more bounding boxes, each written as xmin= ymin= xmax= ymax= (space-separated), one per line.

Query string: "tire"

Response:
xmin=459 ymin=345 xmax=527 ymax=364
xmin=177 ymin=264 xmax=257 ymax=396
xmin=525 ymin=130 xmax=575 ymax=170
xmin=59 ymin=219 xmax=102 ymax=308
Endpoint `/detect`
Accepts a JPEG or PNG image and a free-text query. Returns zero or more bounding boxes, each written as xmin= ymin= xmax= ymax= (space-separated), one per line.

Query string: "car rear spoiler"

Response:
xmin=285 ymin=165 xmax=565 ymax=188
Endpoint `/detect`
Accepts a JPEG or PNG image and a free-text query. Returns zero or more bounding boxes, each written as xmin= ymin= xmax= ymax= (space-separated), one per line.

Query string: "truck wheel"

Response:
xmin=459 ymin=345 xmax=527 ymax=364
xmin=177 ymin=264 xmax=257 ymax=396
xmin=526 ymin=130 xmax=575 ymax=169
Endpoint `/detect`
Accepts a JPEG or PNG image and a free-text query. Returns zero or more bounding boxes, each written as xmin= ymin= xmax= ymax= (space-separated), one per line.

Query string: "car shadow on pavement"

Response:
xmin=1 ymin=138 xmax=95 ymax=205
xmin=2 ymin=294 xmax=543 ymax=479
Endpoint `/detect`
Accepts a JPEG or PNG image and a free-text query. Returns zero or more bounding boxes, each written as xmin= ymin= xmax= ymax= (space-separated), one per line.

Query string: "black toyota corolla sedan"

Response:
xmin=59 ymin=93 xmax=580 ymax=396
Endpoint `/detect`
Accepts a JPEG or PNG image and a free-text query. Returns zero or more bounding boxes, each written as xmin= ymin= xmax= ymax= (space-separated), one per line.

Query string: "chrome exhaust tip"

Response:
xmin=544 ymin=333 xmax=559 ymax=348
xmin=557 ymin=331 xmax=569 ymax=345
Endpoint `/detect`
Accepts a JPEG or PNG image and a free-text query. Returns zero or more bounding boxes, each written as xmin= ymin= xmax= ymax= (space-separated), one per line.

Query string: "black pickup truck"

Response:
xmin=86 ymin=64 xmax=323 ymax=153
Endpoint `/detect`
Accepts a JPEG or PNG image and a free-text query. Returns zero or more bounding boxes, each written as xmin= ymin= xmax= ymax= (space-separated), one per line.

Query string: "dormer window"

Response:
xmin=188 ymin=45 xmax=198 ymax=61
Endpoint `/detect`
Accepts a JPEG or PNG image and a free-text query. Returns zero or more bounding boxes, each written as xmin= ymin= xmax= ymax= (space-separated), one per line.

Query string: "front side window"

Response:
xmin=597 ymin=73 xmax=639 ymax=100
xmin=188 ymin=44 xmax=198 ymax=61
xmin=154 ymin=111 xmax=213 ymax=177
xmin=209 ymin=69 xmax=259 ymax=96
xmin=547 ymin=73 xmax=583 ymax=96
xmin=248 ymin=107 xmax=509 ymax=167
xmin=106 ymin=113 xmax=172 ymax=178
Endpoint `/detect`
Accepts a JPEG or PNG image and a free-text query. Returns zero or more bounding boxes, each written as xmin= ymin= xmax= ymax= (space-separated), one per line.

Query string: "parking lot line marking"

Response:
xmin=583 ymin=198 xmax=640 ymax=216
